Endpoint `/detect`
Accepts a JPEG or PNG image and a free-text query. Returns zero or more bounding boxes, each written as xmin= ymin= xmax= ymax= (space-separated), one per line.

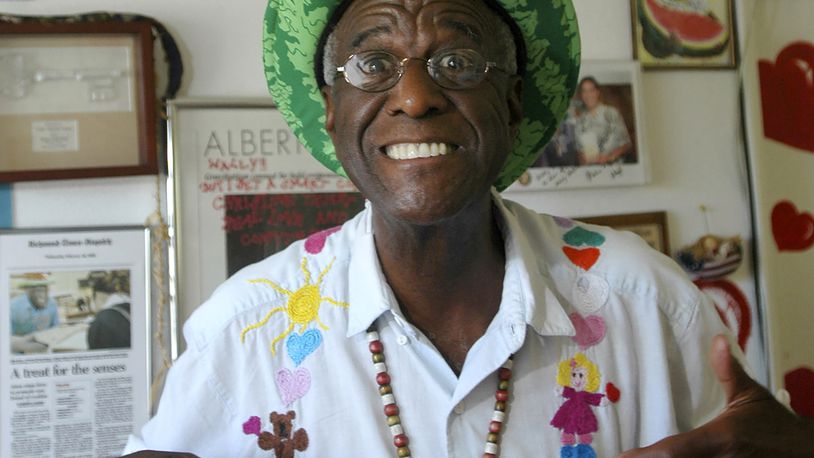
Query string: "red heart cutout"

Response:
xmin=785 ymin=367 xmax=814 ymax=417
xmin=562 ymin=246 xmax=600 ymax=271
xmin=771 ymin=201 xmax=814 ymax=251
xmin=605 ymin=382 xmax=620 ymax=403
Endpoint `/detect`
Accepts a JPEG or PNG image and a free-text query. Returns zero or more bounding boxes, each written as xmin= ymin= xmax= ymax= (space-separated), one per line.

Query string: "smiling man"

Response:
xmin=124 ymin=1 xmax=812 ymax=457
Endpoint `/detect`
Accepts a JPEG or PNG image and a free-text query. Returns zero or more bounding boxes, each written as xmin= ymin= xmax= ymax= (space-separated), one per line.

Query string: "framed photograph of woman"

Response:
xmin=630 ymin=0 xmax=737 ymax=69
xmin=508 ymin=60 xmax=647 ymax=191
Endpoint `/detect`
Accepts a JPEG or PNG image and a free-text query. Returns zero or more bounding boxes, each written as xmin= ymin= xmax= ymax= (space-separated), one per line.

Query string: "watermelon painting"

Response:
xmin=635 ymin=0 xmax=734 ymax=67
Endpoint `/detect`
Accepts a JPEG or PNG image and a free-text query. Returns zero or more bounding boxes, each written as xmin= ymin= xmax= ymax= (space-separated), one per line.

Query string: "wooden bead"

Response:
xmin=384 ymin=403 xmax=399 ymax=416
xmin=369 ymin=340 xmax=383 ymax=354
xmin=489 ymin=421 xmax=502 ymax=433
xmin=376 ymin=372 xmax=391 ymax=386
xmin=394 ymin=434 xmax=409 ymax=447
xmin=495 ymin=389 xmax=509 ymax=402
xmin=498 ymin=367 xmax=512 ymax=380
xmin=387 ymin=415 xmax=401 ymax=426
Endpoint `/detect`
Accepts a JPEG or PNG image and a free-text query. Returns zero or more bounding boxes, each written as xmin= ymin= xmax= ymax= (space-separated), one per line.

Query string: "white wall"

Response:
xmin=1 ymin=0 xmax=765 ymax=378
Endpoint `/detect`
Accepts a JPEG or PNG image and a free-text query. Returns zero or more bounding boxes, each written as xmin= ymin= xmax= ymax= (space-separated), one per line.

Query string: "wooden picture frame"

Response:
xmin=577 ymin=211 xmax=670 ymax=255
xmin=0 ymin=20 xmax=157 ymax=182
xmin=630 ymin=0 xmax=737 ymax=69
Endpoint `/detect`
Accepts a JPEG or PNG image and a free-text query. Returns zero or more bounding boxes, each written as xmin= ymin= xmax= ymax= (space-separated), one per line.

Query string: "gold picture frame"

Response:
xmin=0 ymin=20 xmax=157 ymax=182
xmin=630 ymin=0 xmax=737 ymax=69
xmin=577 ymin=211 xmax=670 ymax=255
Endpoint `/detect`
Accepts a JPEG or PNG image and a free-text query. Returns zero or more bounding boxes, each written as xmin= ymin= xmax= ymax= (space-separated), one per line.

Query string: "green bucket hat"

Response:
xmin=263 ymin=0 xmax=580 ymax=191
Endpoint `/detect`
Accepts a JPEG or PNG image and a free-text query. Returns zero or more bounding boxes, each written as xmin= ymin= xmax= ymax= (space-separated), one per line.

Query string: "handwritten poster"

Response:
xmin=169 ymin=100 xmax=359 ymax=330
xmin=224 ymin=193 xmax=364 ymax=276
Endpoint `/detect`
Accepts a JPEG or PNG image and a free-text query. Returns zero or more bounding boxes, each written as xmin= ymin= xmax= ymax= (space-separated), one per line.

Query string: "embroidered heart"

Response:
xmin=305 ymin=226 xmax=342 ymax=254
xmin=562 ymin=246 xmax=601 ymax=271
xmin=569 ymin=312 xmax=606 ymax=348
xmin=275 ymin=367 xmax=311 ymax=406
xmin=286 ymin=329 xmax=323 ymax=366
xmin=242 ymin=416 xmax=261 ymax=436
xmin=771 ymin=200 xmax=814 ymax=251
xmin=554 ymin=216 xmax=574 ymax=228
xmin=572 ymin=273 xmax=610 ymax=314
xmin=563 ymin=226 xmax=606 ymax=247
xmin=605 ymin=382 xmax=621 ymax=403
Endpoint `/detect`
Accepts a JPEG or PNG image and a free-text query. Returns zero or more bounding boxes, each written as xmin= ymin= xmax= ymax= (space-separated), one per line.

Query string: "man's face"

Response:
xmin=26 ymin=286 xmax=49 ymax=309
xmin=322 ymin=0 xmax=522 ymax=225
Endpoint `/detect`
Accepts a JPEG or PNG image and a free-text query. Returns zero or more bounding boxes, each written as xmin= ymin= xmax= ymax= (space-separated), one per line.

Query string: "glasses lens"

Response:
xmin=429 ymin=49 xmax=487 ymax=89
xmin=344 ymin=51 xmax=399 ymax=92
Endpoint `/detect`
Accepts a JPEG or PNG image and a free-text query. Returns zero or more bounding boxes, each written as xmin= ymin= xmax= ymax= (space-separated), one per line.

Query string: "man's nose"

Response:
xmin=385 ymin=59 xmax=449 ymax=118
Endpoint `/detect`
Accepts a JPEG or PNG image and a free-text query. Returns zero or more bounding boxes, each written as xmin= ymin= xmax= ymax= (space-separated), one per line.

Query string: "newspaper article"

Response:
xmin=1 ymin=227 xmax=150 ymax=458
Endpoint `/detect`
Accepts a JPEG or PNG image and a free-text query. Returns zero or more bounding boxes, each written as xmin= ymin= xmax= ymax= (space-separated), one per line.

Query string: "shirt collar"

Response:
xmin=345 ymin=191 xmax=574 ymax=338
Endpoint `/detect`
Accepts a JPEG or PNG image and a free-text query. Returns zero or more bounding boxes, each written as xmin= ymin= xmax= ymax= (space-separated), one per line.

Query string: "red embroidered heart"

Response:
xmin=771 ymin=200 xmax=814 ymax=251
xmin=605 ymin=382 xmax=621 ymax=403
xmin=562 ymin=246 xmax=600 ymax=270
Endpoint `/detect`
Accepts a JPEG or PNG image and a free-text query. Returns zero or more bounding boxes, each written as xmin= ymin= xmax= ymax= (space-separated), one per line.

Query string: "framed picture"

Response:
xmin=507 ymin=60 xmax=647 ymax=191
xmin=630 ymin=0 xmax=737 ymax=69
xmin=168 ymin=99 xmax=364 ymax=335
xmin=0 ymin=226 xmax=152 ymax=456
xmin=0 ymin=20 xmax=158 ymax=182
xmin=576 ymin=211 xmax=669 ymax=255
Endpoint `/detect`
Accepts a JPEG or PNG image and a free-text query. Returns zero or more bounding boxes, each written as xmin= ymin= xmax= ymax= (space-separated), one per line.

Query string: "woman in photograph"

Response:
xmin=573 ymin=76 xmax=633 ymax=165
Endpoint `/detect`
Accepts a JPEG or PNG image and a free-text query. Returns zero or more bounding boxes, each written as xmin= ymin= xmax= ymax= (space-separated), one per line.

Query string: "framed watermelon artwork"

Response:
xmin=630 ymin=0 xmax=737 ymax=69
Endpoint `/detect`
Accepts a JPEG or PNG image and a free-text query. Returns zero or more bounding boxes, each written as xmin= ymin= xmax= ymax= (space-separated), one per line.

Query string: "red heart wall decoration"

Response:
xmin=771 ymin=200 xmax=814 ymax=251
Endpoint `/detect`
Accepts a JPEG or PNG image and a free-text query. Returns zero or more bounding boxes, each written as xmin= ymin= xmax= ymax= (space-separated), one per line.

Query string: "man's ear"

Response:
xmin=320 ymin=85 xmax=336 ymax=139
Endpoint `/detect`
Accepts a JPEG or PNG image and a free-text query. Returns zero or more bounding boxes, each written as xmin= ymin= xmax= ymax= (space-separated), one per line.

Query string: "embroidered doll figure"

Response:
xmin=550 ymin=353 xmax=607 ymax=458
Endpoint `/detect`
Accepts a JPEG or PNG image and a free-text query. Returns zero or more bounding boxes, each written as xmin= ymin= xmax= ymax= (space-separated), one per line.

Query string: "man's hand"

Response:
xmin=617 ymin=335 xmax=813 ymax=457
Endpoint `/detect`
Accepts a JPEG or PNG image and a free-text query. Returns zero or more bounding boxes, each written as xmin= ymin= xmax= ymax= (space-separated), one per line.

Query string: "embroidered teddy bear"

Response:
xmin=243 ymin=410 xmax=309 ymax=457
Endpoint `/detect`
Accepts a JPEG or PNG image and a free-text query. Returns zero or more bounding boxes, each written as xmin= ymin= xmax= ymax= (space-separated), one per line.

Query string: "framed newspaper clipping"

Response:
xmin=168 ymin=99 xmax=364 ymax=337
xmin=0 ymin=226 xmax=151 ymax=457
xmin=0 ymin=20 xmax=158 ymax=182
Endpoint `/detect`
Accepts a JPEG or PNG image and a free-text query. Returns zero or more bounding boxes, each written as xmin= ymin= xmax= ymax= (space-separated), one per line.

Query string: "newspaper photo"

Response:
xmin=1 ymin=226 xmax=150 ymax=458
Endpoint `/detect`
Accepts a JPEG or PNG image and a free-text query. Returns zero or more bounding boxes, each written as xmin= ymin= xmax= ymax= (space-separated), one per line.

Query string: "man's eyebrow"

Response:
xmin=351 ymin=25 xmax=392 ymax=48
xmin=439 ymin=18 xmax=482 ymax=44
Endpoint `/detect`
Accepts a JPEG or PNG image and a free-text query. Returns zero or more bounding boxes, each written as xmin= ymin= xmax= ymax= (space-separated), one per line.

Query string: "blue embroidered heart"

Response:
xmin=563 ymin=226 xmax=605 ymax=247
xmin=286 ymin=329 xmax=322 ymax=366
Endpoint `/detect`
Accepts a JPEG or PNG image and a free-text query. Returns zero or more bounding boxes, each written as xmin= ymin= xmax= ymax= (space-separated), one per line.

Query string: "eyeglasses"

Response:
xmin=335 ymin=48 xmax=505 ymax=92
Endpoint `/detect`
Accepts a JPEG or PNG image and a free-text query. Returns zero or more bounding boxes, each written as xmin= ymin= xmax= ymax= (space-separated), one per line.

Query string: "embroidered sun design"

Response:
xmin=241 ymin=257 xmax=348 ymax=355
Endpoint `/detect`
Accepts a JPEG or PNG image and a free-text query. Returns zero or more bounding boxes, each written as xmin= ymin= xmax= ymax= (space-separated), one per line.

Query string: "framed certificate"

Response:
xmin=0 ymin=20 xmax=158 ymax=182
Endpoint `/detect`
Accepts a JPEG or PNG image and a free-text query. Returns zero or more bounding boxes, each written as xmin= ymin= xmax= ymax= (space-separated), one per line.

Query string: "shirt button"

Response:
xmin=453 ymin=403 xmax=465 ymax=414
xmin=397 ymin=335 xmax=409 ymax=345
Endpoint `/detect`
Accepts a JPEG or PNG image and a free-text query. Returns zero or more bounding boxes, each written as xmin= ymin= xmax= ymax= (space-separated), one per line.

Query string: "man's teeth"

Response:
xmin=386 ymin=143 xmax=451 ymax=160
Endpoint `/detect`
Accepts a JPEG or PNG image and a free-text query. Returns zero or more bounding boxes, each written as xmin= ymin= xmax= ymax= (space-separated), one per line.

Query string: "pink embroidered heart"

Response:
xmin=605 ymin=382 xmax=621 ymax=403
xmin=275 ymin=368 xmax=311 ymax=406
xmin=569 ymin=312 xmax=606 ymax=349
xmin=305 ymin=226 xmax=341 ymax=254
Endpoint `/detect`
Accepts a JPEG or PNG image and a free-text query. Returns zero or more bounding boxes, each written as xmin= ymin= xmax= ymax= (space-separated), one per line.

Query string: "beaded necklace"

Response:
xmin=366 ymin=327 xmax=514 ymax=458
